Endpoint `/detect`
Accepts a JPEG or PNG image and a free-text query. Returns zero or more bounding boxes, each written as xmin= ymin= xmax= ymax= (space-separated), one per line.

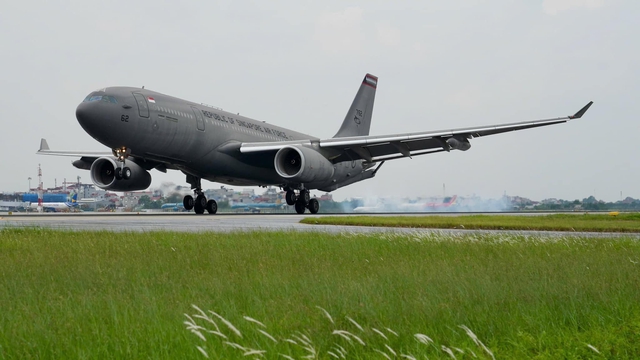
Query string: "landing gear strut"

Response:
xmin=183 ymin=175 xmax=217 ymax=215
xmin=112 ymin=147 xmax=132 ymax=180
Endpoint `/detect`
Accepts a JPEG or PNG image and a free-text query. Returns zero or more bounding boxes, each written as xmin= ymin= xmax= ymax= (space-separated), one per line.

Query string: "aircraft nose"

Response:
xmin=75 ymin=102 xmax=96 ymax=132
xmin=76 ymin=100 xmax=119 ymax=148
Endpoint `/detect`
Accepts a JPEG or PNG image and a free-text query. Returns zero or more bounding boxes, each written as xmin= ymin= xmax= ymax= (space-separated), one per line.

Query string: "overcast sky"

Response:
xmin=1 ymin=0 xmax=637 ymax=201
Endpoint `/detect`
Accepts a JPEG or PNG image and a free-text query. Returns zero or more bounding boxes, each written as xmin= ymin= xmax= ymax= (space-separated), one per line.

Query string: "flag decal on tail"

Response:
xmin=363 ymin=74 xmax=378 ymax=89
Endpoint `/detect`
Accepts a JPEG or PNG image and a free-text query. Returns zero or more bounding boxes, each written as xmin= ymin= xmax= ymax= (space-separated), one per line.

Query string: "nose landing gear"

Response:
xmin=112 ymin=147 xmax=132 ymax=180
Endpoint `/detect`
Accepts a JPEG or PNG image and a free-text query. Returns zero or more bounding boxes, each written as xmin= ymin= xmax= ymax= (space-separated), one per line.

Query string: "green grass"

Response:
xmin=1 ymin=228 xmax=640 ymax=359
xmin=301 ymin=213 xmax=640 ymax=233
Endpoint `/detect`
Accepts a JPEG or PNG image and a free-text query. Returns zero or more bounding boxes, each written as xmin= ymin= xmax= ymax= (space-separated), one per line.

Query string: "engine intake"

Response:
xmin=90 ymin=157 xmax=152 ymax=191
xmin=274 ymin=146 xmax=334 ymax=184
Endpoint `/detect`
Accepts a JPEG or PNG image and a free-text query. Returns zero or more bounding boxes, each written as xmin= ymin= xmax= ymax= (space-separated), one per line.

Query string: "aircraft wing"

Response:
xmin=240 ymin=101 xmax=593 ymax=163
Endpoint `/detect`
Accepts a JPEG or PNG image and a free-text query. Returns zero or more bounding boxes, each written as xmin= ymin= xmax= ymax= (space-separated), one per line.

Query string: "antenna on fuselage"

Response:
xmin=142 ymin=86 xmax=145 ymax=89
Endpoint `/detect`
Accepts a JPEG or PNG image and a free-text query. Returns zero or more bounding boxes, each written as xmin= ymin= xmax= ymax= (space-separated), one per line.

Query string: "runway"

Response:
xmin=0 ymin=212 xmax=637 ymax=237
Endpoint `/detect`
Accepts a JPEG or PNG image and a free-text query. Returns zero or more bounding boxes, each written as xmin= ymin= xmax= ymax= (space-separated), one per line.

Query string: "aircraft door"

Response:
xmin=192 ymin=106 xmax=205 ymax=131
xmin=133 ymin=93 xmax=149 ymax=118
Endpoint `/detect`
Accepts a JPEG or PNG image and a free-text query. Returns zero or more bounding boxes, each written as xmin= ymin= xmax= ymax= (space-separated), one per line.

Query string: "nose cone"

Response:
xmin=76 ymin=101 xmax=127 ymax=149
xmin=76 ymin=102 xmax=102 ymax=139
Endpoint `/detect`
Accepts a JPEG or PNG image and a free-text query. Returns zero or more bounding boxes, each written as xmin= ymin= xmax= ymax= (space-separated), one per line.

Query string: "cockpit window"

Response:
xmin=102 ymin=95 xmax=118 ymax=103
xmin=83 ymin=94 xmax=117 ymax=103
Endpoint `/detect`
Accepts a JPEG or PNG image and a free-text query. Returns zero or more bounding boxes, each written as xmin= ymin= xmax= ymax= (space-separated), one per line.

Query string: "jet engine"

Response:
xmin=274 ymin=145 xmax=334 ymax=183
xmin=90 ymin=157 xmax=152 ymax=191
xmin=446 ymin=137 xmax=471 ymax=151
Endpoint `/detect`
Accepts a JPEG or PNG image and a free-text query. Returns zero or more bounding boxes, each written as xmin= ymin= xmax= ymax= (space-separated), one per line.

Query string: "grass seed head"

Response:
xmin=441 ymin=345 xmax=457 ymax=359
xmin=346 ymin=316 xmax=364 ymax=331
xmin=414 ymin=333 xmax=434 ymax=345
xmin=210 ymin=311 xmax=242 ymax=338
xmin=243 ymin=315 xmax=266 ymax=328
xmin=316 ymin=306 xmax=334 ymax=324
xmin=372 ymin=328 xmax=388 ymax=340
xmin=586 ymin=344 xmax=601 ymax=354
xmin=224 ymin=341 xmax=247 ymax=351
xmin=257 ymin=329 xmax=277 ymax=343
xmin=458 ymin=325 xmax=494 ymax=360
xmin=373 ymin=349 xmax=392 ymax=360
xmin=385 ymin=344 xmax=397 ymax=356
xmin=196 ymin=345 xmax=209 ymax=358
xmin=243 ymin=348 xmax=266 ymax=357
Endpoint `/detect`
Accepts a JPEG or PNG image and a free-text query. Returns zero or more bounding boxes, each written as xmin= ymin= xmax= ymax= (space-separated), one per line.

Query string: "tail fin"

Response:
xmin=333 ymin=73 xmax=377 ymax=138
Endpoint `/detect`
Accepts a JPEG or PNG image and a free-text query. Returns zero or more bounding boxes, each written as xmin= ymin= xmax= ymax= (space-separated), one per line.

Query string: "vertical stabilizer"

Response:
xmin=333 ymin=74 xmax=377 ymax=138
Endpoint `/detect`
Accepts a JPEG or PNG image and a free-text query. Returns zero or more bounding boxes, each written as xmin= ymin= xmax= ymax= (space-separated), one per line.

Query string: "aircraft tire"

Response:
xmin=122 ymin=167 xmax=131 ymax=180
xmin=194 ymin=195 xmax=206 ymax=214
xmin=183 ymin=195 xmax=194 ymax=210
xmin=308 ymin=198 xmax=319 ymax=214
xmin=301 ymin=190 xmax=310 ymax=205
xmin=115 ymin=167 xmax=123 ymax=180
xmin=294 ymin=201 xmax=306 ymax=214
xmin=285 ymin=190 xmax=296 ymax=205
xmin=206 ymin=199 xmax=218 ymax=214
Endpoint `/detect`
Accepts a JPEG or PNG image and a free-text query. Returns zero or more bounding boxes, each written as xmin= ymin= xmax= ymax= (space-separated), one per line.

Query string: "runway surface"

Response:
xmin=1 ymin=212 xmax=637 ymax=237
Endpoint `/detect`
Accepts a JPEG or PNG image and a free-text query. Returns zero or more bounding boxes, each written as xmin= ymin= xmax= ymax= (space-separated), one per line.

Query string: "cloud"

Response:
xmin=314 ymin=7 xmax=363 ymax=53
xmin=542 ymin=0 xmax=605 ymax=15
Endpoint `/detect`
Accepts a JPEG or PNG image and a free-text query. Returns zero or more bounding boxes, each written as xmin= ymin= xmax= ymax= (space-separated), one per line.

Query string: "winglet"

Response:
xmin=569 ymin=101 xmax=593 ymax=119
xmin=39 ymin=138 xmax=50 ymax=152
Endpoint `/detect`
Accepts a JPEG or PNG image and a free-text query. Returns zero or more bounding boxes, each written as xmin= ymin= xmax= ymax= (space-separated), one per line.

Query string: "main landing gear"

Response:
xmin=112 ymin=147 xmax=132 ymax=180
xmin=183 ymin=175 xmax=217 ymax=215
xmin=286 ymin=188 xmax=319 ymax=214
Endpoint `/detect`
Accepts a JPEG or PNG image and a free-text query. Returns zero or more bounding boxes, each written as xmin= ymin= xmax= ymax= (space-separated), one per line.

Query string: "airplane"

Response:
xmin=37 ymin=74 xmax=593 ymax=215
xmin=28 ymin=193 xmax=79 ymax=212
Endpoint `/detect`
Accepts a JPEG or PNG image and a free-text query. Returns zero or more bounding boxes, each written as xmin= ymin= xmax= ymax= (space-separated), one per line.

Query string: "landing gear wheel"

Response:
xmin=206 ymin=199 xmax=218 ymax=214
xmin=183 ymin=195 xmax=194 ymax=211
xmin=294 ymin=201 xmax=306 ymax=214
xmin=285 ymin=190 xmax=296 ymax=206
xmin=308 ymin=198 xmax=319 ymax=214
xmin=301 ymin=190 xmax=310 ymax=205
xmin=122 ymin=167 xmax=131 ymax=180
xmin=194 ymin=194 xmax=206 ymax=214
xmin=115 ymin=167 xmax=123 ymax=180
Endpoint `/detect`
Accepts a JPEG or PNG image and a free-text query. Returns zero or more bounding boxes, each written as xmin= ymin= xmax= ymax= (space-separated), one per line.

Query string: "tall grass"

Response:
xmin=0 ymin=228 xmax=639 ymax=358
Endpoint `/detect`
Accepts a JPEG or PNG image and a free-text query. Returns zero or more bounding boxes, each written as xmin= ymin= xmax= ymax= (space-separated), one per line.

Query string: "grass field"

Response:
xmin=1 ymin=228 xmax=640 ymax=359
xmin=301 ymin=213 xmax=640 ymax=233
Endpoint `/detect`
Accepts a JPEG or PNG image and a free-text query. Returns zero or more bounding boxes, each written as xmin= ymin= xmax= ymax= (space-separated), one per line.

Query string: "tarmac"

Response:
xmin=0 ymin=212 xmax=637 ymax=238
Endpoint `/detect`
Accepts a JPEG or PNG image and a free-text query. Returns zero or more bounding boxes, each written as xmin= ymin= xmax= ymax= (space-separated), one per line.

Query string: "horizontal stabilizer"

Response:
xmin=39 ymin=138 xmax=50 ymax=151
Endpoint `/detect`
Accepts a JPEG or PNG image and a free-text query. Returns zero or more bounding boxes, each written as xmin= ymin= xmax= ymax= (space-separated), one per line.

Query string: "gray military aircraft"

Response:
xmin=38 ymin=74 xmax=593 ymax=214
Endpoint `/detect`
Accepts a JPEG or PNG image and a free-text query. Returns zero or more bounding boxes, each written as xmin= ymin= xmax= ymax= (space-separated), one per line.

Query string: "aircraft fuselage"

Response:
xmin=75 ymin=87 xmax=358 ymax=189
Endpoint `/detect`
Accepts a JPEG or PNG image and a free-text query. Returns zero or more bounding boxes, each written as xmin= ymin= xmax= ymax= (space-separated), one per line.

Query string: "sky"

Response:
xmin=1 ymin=0 xmax=638 ymax=202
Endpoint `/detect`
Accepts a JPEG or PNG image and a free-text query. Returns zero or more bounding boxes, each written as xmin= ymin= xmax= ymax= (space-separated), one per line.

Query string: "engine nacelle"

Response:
xmin=90 ymin=157 xmax=152 ymax=191
xmin=446 ymin=137 xmax=471 ymax=151
xmin=274 ymin=146 xmax=334 ymax=184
